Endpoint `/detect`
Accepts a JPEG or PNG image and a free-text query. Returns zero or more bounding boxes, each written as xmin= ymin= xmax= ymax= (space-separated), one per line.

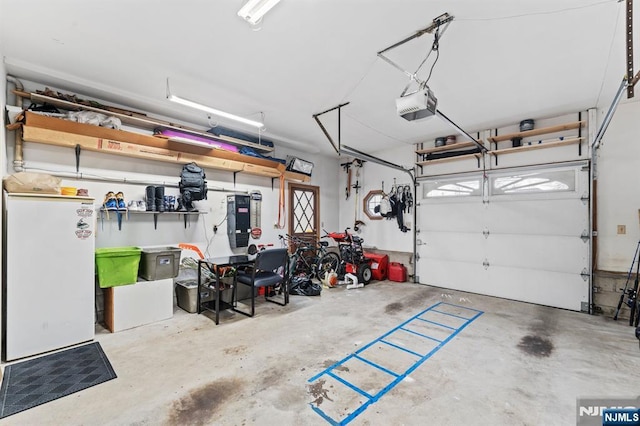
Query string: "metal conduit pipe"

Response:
xmin=6 ymin=75 xmax=26 ymax=170
xmin=6 ymin=75 xmax=24 ymax=91
xmin=13 ymin=129 xmax=24 ymax=172
xmin=588 ymin=78 xmax=628 ymax=297
xmin=18 ymin=166 xmax=248 ymax=195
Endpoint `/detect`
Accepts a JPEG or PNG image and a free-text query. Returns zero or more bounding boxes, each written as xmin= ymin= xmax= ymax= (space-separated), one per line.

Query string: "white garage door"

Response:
xmin=417 ymin=163 xmax=590 ymax=311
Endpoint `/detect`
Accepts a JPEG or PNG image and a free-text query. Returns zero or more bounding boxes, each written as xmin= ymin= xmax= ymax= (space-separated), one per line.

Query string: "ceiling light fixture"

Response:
xmin=167 ymin=79 xmax=264 ymax=129
xmin=237 ymin=0 xmax=282 ymax=26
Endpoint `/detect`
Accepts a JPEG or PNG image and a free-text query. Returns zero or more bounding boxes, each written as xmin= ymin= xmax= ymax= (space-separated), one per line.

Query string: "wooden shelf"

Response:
xmin=416 ymin=141 xmax=481 ymax=155
xmin=100 ymin=209 xmax=207 ymax=230
xmin=20 ymin=125 xmax=309 ymax=182
xmin=487 ymin=121 xmax=584 ymax=143
xmin=128 ymin=211 xmax=206 ymax=215
xmin=14 ymin=90 xmax=274 ymax=153
xmin=416 ymin=153 xmax=482 ymax=166
xmin=488 ymin=137 xmax=583 ymax=156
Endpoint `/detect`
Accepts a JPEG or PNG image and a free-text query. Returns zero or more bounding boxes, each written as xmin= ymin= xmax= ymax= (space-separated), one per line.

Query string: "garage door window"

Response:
xmin=423 ymin=177 xmax=483 ymax=198
xmin=490 ymin=169 xmax=576 ymax=196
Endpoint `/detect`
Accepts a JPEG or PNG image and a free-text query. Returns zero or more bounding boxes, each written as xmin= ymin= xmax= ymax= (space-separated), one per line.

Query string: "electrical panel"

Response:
xmin=227 ymin=194 xmax=251 ymax=248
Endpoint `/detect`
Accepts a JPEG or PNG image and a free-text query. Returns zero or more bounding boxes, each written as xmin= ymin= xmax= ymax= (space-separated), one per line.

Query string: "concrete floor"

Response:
xmin=2 ymin=281 xmax=639 ymax=425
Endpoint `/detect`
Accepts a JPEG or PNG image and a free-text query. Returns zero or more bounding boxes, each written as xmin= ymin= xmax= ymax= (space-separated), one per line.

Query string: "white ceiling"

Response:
xmin=0 ymin=0 xmax=633 ymax=156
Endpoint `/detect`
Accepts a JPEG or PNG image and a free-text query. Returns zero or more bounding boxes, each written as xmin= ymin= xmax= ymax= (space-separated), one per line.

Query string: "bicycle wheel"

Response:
xmin=317 ymin=252 xmax=340 ymax=281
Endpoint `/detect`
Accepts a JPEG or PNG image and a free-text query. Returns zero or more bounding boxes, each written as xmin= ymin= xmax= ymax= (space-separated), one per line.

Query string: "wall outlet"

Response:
xmin=617 ymin=225 xmax=626 ymax=235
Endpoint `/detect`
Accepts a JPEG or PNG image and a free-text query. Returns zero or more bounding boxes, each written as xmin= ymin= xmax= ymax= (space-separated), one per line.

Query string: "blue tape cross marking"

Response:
xmin=307 ymin=302 xmax=483 ymax=425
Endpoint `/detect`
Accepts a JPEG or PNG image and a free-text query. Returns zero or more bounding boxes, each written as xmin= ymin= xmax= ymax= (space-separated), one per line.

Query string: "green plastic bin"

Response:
xmin=95 ymin=246 xmax=142 ymax=288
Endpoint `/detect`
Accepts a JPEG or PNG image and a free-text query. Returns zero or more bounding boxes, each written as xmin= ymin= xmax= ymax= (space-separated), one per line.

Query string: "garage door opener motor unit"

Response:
xmin=227 ymin=194 xmax=251 ymax=248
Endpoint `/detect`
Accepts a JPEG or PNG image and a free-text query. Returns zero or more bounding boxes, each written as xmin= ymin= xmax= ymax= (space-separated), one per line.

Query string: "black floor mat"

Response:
xmin=0 ymin=342 xmax=117 ymax=419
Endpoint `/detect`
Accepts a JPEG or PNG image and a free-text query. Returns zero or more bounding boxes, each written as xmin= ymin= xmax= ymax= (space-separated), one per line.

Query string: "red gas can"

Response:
xmin=388 ymin=262 xmax=407 ymax=282
xmin=364 ymin=252 xmax=389 ymax=281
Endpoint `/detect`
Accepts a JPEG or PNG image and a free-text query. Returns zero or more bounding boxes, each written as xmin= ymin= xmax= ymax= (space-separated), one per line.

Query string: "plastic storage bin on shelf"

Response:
xmin=95 ymin=247 xmax=142 ymax=288
xmin=138 ymin=246 xmax=182 ymax=280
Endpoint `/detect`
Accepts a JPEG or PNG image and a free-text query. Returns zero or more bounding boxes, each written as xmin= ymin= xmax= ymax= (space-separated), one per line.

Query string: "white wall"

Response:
xmin=337 ymin=146 xmax=414 ymax=252
xmin=3 ymin=79 xmax=339 ymax=257
xmin=595 ymin=97 xmax=640 ymax=272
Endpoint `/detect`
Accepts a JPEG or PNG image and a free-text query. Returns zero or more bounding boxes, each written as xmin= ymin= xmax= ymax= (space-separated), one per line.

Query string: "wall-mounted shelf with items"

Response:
xmin=15 ymin=111 xmax=310 ymax=183
xmin=13 ymin=89 xmax=274 ymax=153
xmin=485 ymin=120 xmax=585 ymax=165
xmin=415 ymin=115 xmax=588 ymax=174
xmin=415 ymin=140 xmax=484 ymax=171
xmin=100 ymin=209 xmax=206 ymax=230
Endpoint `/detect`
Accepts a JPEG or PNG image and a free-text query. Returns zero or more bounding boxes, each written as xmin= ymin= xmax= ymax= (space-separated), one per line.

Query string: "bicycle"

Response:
xmin=280 ymin=234 xmax=340 ymax=282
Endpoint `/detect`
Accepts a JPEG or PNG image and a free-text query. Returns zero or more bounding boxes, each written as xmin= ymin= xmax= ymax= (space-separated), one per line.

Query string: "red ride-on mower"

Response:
xmin=325 ymin=228 xmax=373 ymax=285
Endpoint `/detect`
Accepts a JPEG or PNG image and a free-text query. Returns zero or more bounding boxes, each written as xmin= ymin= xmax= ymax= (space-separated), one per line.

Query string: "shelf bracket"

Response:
xmin=183 ymin=214 xmax=189 ymax=229
xmin=74 ymin=144 xmax=81 ymax=173
xmin=477 ymin=155 xmax=481 ymax=168
xmin=153 ymin=213 xmax=158 ymax=230
xmin=493 ymin=153 xmax=499 ymax=166
xmin=233 ymin=171 xmax=239 ymax=188
xmin=578 ymin=111 xmax=582 ymax=156
xmin=271 ymin=177 xmax=276 ymax=191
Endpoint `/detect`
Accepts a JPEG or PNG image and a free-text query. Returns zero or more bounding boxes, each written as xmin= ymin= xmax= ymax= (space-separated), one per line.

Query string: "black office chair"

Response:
xmin=232 ymin=248 xmax=289 ymax=317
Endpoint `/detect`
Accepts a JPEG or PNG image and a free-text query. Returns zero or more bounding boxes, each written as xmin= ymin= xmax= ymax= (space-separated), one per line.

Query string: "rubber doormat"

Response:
xmin=0 ymin=342 xmax=117 ymax=419
xmin=307 ymin=302 xmax=483 ymax=425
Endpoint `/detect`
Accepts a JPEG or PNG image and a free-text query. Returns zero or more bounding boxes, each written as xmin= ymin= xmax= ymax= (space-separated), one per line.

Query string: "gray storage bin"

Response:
xmin=139 ymin=247 xmax=182 ymax=280
xmin=175 ymin=280 xmax=215 ymax=313
xmin=175 ymin=278 xmax=255 ymax=313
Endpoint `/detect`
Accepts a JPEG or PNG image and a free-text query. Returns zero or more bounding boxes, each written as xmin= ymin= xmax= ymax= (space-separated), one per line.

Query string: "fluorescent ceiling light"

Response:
xmin=167 ymin=136 xmax=216 ymax=148
xmin=168 ymin=94 xmax=264 ymax=129
xmin=237 ymin=0 xmax=282 ymax=25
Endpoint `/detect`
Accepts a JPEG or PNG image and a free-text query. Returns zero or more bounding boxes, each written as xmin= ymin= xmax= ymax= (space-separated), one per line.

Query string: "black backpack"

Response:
xmin=179 ymin=162 xmax=207 ymax=201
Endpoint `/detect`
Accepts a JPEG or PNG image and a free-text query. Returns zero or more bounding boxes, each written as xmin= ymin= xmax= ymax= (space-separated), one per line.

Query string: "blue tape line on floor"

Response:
xmin=380 ymin=339 xmax=424 ymax=358
xmin=326 ymin=371 xmax=373 ymax=399
xmin=307 ymin=301 xmax=483 ymax=425
xmin=431 ymin=308 xmax=474 ymax=321
xmin=354 ymin=354 xmax=400 ymax=378
xmin=415 ymin=317 xmax=457 ymax=330
xmin=399 ymin=326 xmax=443 ymax=343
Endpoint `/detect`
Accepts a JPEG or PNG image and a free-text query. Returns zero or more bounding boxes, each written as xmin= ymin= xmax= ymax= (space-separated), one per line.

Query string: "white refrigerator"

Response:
xmin=4 ymin=193 xmax=96 ymax=361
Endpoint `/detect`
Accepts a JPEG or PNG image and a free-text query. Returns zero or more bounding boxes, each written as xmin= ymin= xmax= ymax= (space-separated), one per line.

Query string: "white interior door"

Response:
xmin=417 ymin=164 xmax=590 ymax=311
